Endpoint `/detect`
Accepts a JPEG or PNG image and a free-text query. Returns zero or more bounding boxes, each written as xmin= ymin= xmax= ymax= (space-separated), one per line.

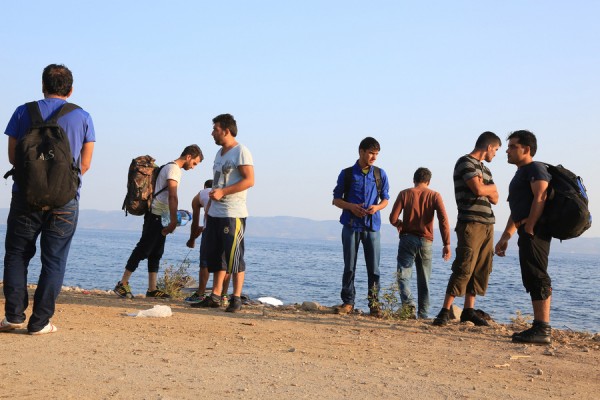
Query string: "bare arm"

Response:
xmin=161 ymin=179 xmax=179 ymax=235
xmin=80 ymin=142 xmax=94 ymax=175
xmin=210 ymin=165 xmax=254 ymax=201
xmin=495 ymin=215 xmax=517 ymax=257
xmin=435 ymin=194 xmax=452 ymax=261
xmin=388 ymin=193 xmax=404 ymax=232
xmin=523 ymin=180 xmax=549 ymax=236
xmin=8 ymin=137 xmax=17 ymax=165
xmin=465 ymin=175 xmax=499 ymax=204
xmin=366 ymin=198 xmax=388 ymax=214
xmin=187 ymin=194 xmax=202 ymax=248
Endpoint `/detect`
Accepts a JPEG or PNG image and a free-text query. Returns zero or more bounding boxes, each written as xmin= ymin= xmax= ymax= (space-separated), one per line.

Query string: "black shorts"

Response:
xmin=203 ymin=215 xmax=246 ymax=274
xmin=199 ymin=231 xmax=209 ymax=268
xmin=517 ymin=225 xmax=552 ymax=301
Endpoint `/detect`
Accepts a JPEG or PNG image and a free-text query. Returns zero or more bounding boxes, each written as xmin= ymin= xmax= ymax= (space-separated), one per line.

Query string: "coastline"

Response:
xmin=1 ymin=286 xmax=599 ymax=399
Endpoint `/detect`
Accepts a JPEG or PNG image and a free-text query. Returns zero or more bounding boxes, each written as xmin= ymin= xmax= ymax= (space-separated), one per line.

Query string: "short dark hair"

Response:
xmin=181 ymin=144 xmax=203 ymax=161
xmin=413 ymin=167 xmax=432 ymax=184
xmin=213 ymin=114 xmax=238 ymax=137
xmin=475 ymin=131 xmax=501 ymax=150
xmin=359 ymin=137 xmax=380 ymax=152
xmin=507 ymin=130 xmax=538 ymax=156
xmin=42 ymin=64 xmax=73 ymax=97
xmin=204 ymin=179 xmax=213 ymax=189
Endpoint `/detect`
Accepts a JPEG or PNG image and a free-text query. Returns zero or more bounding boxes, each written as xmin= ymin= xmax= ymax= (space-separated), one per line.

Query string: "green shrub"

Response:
xmin=157 ymin=258 xmax=193 ymax=299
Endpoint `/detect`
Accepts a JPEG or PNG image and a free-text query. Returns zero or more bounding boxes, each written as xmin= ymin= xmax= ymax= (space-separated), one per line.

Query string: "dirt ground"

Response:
xmin=1 ymin=287 xmax=599 ymax=400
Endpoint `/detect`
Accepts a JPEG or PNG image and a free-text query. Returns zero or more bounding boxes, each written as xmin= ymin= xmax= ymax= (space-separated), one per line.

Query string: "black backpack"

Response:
xmin=542 ymin=163 xmax=592 ymax=240
xmin=4 ymin=102 xmax=80 ymax=210
xmin=122 ymin=156 xmax=172 ymax=216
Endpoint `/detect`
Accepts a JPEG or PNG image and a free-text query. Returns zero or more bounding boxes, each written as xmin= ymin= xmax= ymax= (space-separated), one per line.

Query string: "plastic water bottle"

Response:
xmin=161 ymin=212 xmax=170 ymax=227
xmin=177 ymin=210 xmax=192 ymax=227
xmin=161 ymin=210 xmax=192 ymax=227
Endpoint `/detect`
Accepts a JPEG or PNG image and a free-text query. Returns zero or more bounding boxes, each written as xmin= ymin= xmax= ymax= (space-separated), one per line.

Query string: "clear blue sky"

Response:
xmin=1 ymin=1 xmax=598 ymax=237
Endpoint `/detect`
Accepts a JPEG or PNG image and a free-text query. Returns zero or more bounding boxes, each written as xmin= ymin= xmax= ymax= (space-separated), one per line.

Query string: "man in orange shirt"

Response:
xmin=389 ymin=168 xmax=451 ymax=319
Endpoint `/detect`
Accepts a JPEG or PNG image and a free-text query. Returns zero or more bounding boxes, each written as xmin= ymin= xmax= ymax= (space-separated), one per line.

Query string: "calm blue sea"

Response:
xmin=0 ymin=226 xmax=598 ymax=333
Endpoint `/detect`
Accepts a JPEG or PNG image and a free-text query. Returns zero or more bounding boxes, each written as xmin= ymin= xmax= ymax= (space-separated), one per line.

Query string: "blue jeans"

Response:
xmin=396 ymin=234 xmax=433 ymax=319
xmin=3 ymin=194 xmax=79 ymax=332
xmin=340 ymin=225 xmax=381 ymax=307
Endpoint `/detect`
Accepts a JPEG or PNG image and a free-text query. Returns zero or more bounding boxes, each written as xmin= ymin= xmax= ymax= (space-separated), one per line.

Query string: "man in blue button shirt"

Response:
xmin=332 ymin=137 xmax=390 ymax=317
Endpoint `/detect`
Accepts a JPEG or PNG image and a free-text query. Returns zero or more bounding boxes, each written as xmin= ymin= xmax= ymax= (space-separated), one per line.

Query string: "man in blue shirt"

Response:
xmin=1 ymin=64 xmax=96 ymax=335
xmin=332 ymin=137 xmax=390 ymax=317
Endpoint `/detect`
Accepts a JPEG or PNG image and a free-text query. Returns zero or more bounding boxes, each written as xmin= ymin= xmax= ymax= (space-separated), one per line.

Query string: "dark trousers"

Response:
xmin=517 ymin=225 xmax=552 ymax=300
xmin=3 ymin=194 xmax=78 ymax=332
xmin=125 ymin=212 xmax=166 ymax=274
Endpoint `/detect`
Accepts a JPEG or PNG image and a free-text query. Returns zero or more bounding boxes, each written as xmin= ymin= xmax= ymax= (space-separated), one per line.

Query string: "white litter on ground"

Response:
xmin=257 ymin=297 xmax=283 ymax=306
xmin=127 ymin=305 xmax=172 ymax=318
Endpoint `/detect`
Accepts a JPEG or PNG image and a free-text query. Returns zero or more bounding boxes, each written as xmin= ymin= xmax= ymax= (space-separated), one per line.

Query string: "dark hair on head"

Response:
xmin=181 ymin=144 xmax=203 ymax=161
xmin=42 ymin=64 xmax=73 ymax=97
xmin=507 ymin=130 xmax=538 ymax=156
xmin=475 ymin=131 xmax=502 ymax=150
xmin=359 ymin=137 xmax=381 ymax=152
xmin=413 ymin=167 xmax=432 ymax=184
xmin=204 ymin=179 xmax=213 ymax=189
xmin=212 ymin=114 xmax=238 ymax=137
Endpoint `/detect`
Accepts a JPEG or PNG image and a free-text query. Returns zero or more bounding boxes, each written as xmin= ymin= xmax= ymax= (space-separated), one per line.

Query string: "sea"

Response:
xmin=0 ymin=226 xmax=598 ymax=333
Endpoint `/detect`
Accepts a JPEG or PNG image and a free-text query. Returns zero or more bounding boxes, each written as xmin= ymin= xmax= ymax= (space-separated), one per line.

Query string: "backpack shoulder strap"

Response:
xmin=373 ymin=166 xmax=382 ymax=194
xmin=26 ymin=102 xmax=81 ymax=125
xmin=25 ymin=102 xmax=44 ymax=125
xmin=153 ymin=161 xmax=177 ymax=197
xmin=53 ymin=103 xmax=80 ymax=121
xmin=343 ymin=165 xmax=382 ymax=200
xmin=343 ymin=166 xmax=353 ymax=200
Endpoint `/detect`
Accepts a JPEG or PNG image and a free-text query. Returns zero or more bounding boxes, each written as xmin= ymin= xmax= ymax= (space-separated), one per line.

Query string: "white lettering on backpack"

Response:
xmin=38 ymin=150 xmax=55 ymax=161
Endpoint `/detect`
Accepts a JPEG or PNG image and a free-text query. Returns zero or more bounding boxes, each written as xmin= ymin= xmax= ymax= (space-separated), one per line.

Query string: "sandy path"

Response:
xmin=1 ymin=289 xmax=599 ymax=399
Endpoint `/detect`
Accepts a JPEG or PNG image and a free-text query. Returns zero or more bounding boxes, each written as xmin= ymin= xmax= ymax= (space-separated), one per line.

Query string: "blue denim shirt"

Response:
xmin=333 ymin=161 xmax=390 ymax=232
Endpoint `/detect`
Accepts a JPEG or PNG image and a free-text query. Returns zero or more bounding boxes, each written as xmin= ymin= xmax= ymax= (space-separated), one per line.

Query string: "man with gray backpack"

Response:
xmin=1 ymin=64 xmax=96 ymax=335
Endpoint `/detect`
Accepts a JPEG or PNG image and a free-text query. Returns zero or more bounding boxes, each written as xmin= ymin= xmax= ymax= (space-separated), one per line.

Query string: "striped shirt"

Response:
xmin=454 ymin=155 xmax=495 ymax=224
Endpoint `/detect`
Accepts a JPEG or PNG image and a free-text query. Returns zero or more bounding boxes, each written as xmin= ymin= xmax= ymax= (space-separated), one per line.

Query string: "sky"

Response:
xmin=1 ymin=1 xmax=599 ymax=238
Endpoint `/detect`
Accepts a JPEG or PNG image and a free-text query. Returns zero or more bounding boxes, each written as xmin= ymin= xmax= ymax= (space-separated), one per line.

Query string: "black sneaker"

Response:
xmin=146 ymin=289 xmax=171 ymax=299
xmin=191 ymin=294 xmax=221 ymax=308
xmin=114 ymin=281 xmax=133 ymax=299
xmin=460 ymin=308 xmax=490 ymax=327
xmin=512 ymin=321 xmax=552 ymax=344
xmin=432 ymin=308 xmax=450 ymax=326
xmin=225 ymin=296 xmax=242 ymax=313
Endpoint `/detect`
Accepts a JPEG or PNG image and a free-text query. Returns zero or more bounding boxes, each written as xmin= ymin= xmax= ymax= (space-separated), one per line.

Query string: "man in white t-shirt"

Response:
xmin=114 ymin=145 xmax=203 ymax=299
xmin=193 ymin=114 xmax=254 ymax=312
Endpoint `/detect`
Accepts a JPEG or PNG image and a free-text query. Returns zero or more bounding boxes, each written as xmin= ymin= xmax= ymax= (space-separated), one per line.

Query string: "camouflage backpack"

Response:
xmin=122 ymin=155 xmax=171 ymax=216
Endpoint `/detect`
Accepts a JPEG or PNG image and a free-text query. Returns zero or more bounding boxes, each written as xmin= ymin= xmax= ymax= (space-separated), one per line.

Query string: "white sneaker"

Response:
xmin=28 ymin=322 xmax=58 ymax=335
xmin=0 ymin=317 xmax=26 ymax=332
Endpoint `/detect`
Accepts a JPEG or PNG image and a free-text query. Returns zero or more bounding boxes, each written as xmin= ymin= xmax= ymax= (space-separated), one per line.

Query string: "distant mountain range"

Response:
xmin=0 ymin=209 xmax=597 ymax=254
